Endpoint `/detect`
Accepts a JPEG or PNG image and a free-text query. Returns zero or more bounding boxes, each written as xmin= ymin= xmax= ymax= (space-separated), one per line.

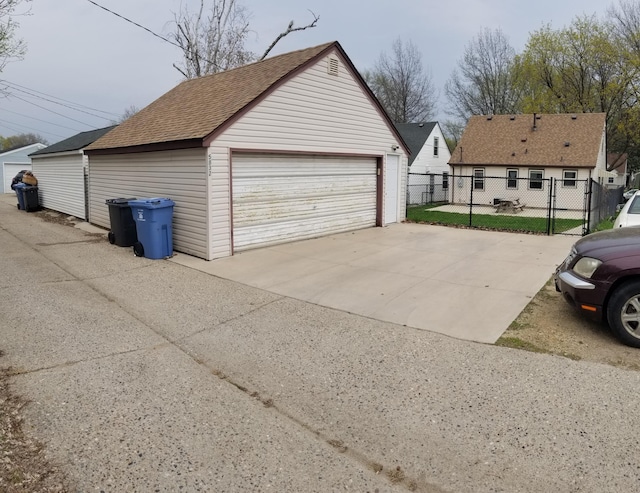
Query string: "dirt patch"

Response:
xmin=498 ymin=278 xmax=640 ymax=370
xmin=0 ymin=369 xmax=70 ymax=492
xmin=31 ymin=209 xmax=81 ymax=228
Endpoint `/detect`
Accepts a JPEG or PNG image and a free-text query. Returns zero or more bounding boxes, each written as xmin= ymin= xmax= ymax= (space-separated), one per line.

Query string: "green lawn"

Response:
xmin=406 ymin=206 xmax=585 ymax=234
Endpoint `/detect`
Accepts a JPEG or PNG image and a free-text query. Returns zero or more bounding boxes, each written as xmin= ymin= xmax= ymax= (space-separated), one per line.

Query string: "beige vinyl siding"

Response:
xmin=88 ymin=148 xmax=208 ymax=258
xmin=208 ymin=47 xmax=407 ymax=259
xmin=31 ymin=152 xmax=86 ymax=219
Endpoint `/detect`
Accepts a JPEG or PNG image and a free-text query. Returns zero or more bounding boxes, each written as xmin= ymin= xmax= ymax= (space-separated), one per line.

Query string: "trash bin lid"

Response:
xmin=129 ymin=198 xmax=175 ymax=209
xmin=14 ymin=182 xmax=27 ymax=188
xmin=105 ymin=197 xmax=137 ymax=205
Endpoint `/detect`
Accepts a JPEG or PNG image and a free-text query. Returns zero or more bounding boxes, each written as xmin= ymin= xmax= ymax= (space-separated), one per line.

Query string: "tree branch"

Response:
xmin=259 ymin=10 xmax=319 ymax=61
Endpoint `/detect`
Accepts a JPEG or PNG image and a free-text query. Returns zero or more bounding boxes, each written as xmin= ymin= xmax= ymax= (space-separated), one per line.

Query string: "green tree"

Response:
xmin=0 ymin=132 xmax=48 ymax=151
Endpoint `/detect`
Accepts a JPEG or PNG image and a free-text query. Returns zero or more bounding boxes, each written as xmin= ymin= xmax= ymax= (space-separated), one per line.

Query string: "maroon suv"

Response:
xmin=554 ymin=226 xmax=640 ymax=348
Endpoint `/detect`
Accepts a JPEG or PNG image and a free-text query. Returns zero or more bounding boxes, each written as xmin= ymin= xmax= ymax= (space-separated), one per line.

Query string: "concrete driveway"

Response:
xmin=172 ymin=224 xmax=577 ymax=343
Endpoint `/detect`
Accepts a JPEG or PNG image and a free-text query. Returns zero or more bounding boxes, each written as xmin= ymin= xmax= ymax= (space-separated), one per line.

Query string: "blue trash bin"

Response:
xmin=129 ymin=198 xmax=175 ymax=259
xmin=13 ymin=183 xmax=27 ymax=210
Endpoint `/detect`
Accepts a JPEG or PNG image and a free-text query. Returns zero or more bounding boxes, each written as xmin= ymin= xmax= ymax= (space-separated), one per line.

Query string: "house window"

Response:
xmin=442 ymin=171 xmax=449 ymax=190
xmin=529 ymin=169 xmax=544 ymax=190
xmin=563 ymin=169 xmax=577 ymax=188
xmin=608 ymin=177 xmax=615 ymax=184
xmin=506 ymin=169 xmax=518 ymax=189
xmin=433 ymin=137 xmax=439 ymax=157
xmin=473 ymin=168 xmax=485 ymax=190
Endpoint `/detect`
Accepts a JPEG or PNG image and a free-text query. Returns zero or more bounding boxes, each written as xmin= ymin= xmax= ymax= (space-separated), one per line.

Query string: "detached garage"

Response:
xmin=30 ymin=126 xmax=116 ymax=219
xmin=85 ymin=41 xmax=409 ymax=260
xmin=1 ymin=143 xmax=46 ymax=193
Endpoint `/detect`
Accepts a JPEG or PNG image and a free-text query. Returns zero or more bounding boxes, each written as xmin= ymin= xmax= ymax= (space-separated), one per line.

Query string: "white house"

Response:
xmin=606 ymin=153 xmax=628 ymax=189
xmin=85 ymin=42 xmax=409 ymax=261
xmin=29 ymin=126 xmax=116 ymax=219
xmin=448 ymin=113 xmax=608 ymax=210
xmin=0 ymin=143 xmax=47 ymax=193
xmin=396 ymin=122 xmax=451 ymax=204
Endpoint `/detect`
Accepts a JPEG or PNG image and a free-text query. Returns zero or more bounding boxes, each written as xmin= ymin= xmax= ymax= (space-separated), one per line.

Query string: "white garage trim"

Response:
xmin=3 ymin=163 xmax=31 ymax=194
xmin=231 ymin=152 xmax=379 ymax=252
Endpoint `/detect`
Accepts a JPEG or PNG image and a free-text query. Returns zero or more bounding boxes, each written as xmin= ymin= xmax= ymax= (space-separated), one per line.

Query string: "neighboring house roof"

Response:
xmin=449 ymin=113 xmax=606 ymax=168
xmin=30 ymin=126 xmax=117 ymax=156
xmin=0 ymin=142 xmax=47 ymax=158
xmin=607 ymin=152 xmax=628 ymax=174
xmin=395 ymin=122 xmax=437 ymax=165
xmin=86 ymin=41 xmax=408 ymax=155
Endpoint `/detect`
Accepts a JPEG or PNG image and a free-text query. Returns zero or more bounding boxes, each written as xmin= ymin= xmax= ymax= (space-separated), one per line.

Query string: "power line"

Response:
xmin=2 ymin=82 xmax=114 ymax=121
xmin=0 ymin=79 xmax=120 ymax=117
xmin=0 ymin=117 xmax=67 ymax=139
xmin=9 ymin=94 xmax=97 ymax=128
xmin=0 ymin=107 xmax=86 ymax=133
xmin=85 ymin=0 xmax=182 ymax=50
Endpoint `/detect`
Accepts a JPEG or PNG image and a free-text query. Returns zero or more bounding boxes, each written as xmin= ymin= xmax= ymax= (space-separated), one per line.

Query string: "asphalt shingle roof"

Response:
xmin=86 ymin=42 xmax=336 ymax=152
xmin=448 ymin=113 xmax=606 ymax=168
xmin=30 ymin=126 xmax=117 ymax=156
xmin=394 ymin=122 xmax=436 ymax=165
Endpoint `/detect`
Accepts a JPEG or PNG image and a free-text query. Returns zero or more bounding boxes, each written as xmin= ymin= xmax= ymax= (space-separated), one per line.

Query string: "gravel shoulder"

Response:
xmin=498 ymin=277 xmax=640 ymax=370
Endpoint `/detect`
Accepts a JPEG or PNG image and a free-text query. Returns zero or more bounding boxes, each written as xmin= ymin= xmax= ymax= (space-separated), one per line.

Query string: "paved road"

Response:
xmin=1 ymin=197 xmax=639 ymax=492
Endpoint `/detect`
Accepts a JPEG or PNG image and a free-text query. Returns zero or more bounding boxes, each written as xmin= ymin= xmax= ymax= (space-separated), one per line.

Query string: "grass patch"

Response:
xmin=494 ymin=336 xmax=550 ymax=353
xmin=592 ymin=217 xmax=615 ymax=232
xmin=406 ymin=207 xmax=584 ymax=234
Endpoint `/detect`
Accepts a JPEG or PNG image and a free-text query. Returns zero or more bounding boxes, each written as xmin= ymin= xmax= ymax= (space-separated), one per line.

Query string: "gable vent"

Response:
xmin=328 ymin=57 xmax=339 ymax=76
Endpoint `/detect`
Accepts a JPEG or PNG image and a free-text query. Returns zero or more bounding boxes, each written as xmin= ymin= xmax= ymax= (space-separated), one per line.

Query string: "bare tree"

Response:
xmin=0 ymin=0 xmax=30 ymax=76
xmin=366 ymin=38 xmax=437 ymax=123
xmin=445 ymin=28 xmax=523 ymax=122
xmin=171 ymin=0 xmax=319 ymax=79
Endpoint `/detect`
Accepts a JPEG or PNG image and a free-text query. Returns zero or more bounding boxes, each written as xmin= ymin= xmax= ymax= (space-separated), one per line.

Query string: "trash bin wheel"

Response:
xmin=133 ymin=242 xmax=144 ymax=257
xmin=16 ymin=203 xmax=19 ymax=209
xmin=108 ymin=231 xmax=116 ymax=244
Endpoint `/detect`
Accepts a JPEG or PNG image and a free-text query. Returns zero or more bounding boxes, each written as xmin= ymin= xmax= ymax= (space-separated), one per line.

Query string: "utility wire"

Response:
xmin=85 ymin=0 xmax=182 ymax=49
xmin=0 ymin=117 xmax=67 ymax=139
xmin=0 ymin=79 xmax=120 ymax=117
xmin=0 ymin=107 xmax=86 ymax=133
xmin=3 ymin=84 xmax=114 ymax=121
xmin=9 ymin=94 xmax=97 ymax=128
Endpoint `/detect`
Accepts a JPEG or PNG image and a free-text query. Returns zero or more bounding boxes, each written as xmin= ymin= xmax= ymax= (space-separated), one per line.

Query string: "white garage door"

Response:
xmin=232 ymin=153 xmax=378 ymax=252
xmin=3 ymin=163 xmax=31 ymax=193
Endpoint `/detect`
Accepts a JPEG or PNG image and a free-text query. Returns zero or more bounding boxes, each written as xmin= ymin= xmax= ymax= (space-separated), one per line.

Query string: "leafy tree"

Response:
xmin=0 ymin=0 xmax=30 ymax=77
xmin=365 ymin=38 xmax=437 ymax=123
xmin=171 ymin=0 xmax=318 ymax=79
xmin=444 ymin=28 xmax=523 ymax=122
xmin=0 ymin=132 xmax=48 ymax=151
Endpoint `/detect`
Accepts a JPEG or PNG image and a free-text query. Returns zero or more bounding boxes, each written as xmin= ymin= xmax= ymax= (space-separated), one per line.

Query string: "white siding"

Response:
xmin=207 ymin=47 xmax=408 ymax=259
xmin=232 ymin=153 xmax=377 ymax=251
xmin=409 ymin=124 xmax=452 ymax=175
xmin=0 ymin=143 xmax=46 ymax=192
xmin=88 ymin=148 xmax=208 ymax=259
xmin=31 ymin=152 xmax=86 ymax=219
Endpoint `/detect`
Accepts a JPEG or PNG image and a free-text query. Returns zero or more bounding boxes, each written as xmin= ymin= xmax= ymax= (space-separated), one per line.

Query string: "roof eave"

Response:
xmin=85 ymin=138 xmax=205 ymax=156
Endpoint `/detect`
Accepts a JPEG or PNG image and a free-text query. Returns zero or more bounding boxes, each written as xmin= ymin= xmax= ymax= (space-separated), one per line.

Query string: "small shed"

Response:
xmin=1 ymin=143 xmax=47 ymax=193
xmin=85 ymin=42 xmax=409 ymax=260
xmin=30 ymin=126 xmax=116 ymax=219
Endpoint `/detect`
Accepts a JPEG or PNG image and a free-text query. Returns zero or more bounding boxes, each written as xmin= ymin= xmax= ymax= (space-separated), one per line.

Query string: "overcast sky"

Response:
xmin=0 ymin=0 xmax=616 ymax=144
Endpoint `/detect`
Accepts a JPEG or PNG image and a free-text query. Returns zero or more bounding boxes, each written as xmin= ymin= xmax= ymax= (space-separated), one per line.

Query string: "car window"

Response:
xmin=629 ymin=196 xmax=640 ymax=214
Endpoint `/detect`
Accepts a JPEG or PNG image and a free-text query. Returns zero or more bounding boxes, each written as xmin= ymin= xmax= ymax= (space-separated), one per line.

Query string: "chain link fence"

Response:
xmin=407 ymin=172 xmax=622 ymax=236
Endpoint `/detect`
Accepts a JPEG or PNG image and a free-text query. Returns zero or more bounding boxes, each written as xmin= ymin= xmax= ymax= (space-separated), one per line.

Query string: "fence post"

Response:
xmin=469 ymin=177 xmax=473 ymax=227
xmin=546 ymin=178 xmax=553 ymax=235
xmin=585 ymin=179 xmax=593 ymax=235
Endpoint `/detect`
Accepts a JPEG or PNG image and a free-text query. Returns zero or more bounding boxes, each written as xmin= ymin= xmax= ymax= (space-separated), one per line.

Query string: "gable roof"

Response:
xmin=30 ymin=126 xmax=117 ymax=156
xmin=0 ymin=142 xmax=47 ymax=158
xmin=607 ymin=152 xmax=628 ymax=173
xmin=395 ymin=122 xmax=436 ymax=165
xmin=86 ymin=41 xmax=406 ymax=155
xmin=449 ymin=113 xmax=606 ymax=168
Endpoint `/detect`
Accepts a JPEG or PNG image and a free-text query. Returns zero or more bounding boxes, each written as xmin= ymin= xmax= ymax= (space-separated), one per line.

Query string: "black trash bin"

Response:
xmin=21 ymin=186 xmax=40 ymax=212
xmin=105 ymin=198 xmax=138 ymax=247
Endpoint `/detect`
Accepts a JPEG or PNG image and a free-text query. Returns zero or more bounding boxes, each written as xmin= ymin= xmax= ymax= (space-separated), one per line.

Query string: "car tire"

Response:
xmin=606 ymin=280 xmax=640 ymax=348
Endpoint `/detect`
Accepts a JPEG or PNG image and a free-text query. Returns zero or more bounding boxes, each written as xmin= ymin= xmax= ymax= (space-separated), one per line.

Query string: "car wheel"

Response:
xmin=606 ymin=281 xmax=640 ymax=348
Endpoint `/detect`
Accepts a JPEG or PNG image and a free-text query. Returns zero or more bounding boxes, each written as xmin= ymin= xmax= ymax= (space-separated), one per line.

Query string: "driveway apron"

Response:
xmin=172 ymin=223 xmax=577 ymax=343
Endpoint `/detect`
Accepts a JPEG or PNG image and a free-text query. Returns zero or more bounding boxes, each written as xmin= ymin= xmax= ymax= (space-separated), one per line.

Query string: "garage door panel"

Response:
xmin=3 ymin=164 xmax=31 ymax=193
xmin=232 ymin=153 xmax=377 ymax=251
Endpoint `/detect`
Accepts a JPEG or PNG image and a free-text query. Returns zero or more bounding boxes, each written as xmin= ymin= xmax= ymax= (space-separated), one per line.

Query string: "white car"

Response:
xmin=623 ymin=188 xmax=638 ymax=200
xmin=614 ymin=191 xmax=640 ymax=228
